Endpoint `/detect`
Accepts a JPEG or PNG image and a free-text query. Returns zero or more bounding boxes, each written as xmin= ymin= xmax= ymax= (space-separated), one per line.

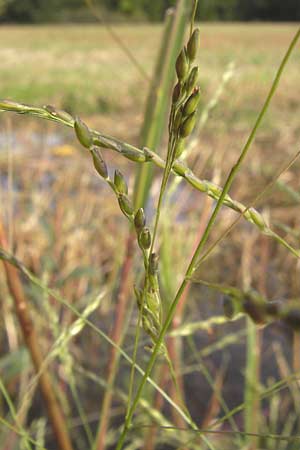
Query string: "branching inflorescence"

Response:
xmin=0 ymin=99 xmax=298 ymax=259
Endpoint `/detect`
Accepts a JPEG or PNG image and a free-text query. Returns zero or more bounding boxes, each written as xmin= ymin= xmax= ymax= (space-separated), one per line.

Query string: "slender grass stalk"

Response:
xmin=186 ymin=335 xmax=242 ymax=442
xmin=13 ymin=293 xmax=105 ymax=421
xmin=293 ymin=331 xmax=300 ymax=378
xmin=127 ymin=2 xmax=188 ymax=436
xmin=192 ymin=148 xmax=300 ymax=272
xmin=0 ymin=415 xmax=47 ymax=450
xmin=126 ymin=4 xmax=202 ymax=445
xmin=0 ymin=246 xmax=195 ymax=427
xmin=3 ymin=242 xmax=300 ymax=446
xmin=0 ymin=377 xmax=33 ymax=450
xmin=68 ymin=375 xmax=94 ymax=447
xmin=114 ymin=26 xmax=300 ymax=450
xmin=212 ymin=368 xmax=300 ymax=430
xmin=132 ymin=424 xmax=300 ymax=443
xmin=0 ymin=222 xmax=74 ymax=450
xmin=79 ymin=365 xmax=197 ymax=449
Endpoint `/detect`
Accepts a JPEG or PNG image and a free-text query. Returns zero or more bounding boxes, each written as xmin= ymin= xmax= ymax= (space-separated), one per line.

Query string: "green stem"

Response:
xmin=244 ymin=319 xmax=260 ymax=448
xmin=115 ymin=26 xmax=300 ymax=450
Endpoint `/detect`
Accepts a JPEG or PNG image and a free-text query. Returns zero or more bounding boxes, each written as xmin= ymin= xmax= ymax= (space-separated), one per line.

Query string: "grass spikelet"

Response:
xmin=90 ymin=146 xmax=108 ymax=179
xmin=74 ymin=116 xmax=93 ymax=148
xmin=114 ymin=169 xmax=128 ymax=195
xmin=187 ymin=28 xmax=200 ymax=61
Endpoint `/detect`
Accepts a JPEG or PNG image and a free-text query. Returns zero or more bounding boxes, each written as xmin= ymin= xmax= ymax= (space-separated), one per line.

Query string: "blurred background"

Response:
xmin=0 ymin=1 xmax=300 ymax=450
xmin=0 ymin=0 xmax=300 ymax=22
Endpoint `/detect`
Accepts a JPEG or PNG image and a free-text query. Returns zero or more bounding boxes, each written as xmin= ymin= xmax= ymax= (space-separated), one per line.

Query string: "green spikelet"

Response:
xmin=173 ymin=109 xmax=183 ymax=131
xmin=172 ymin=82 xmax=182 ymax=104
xmin=118 ymin=194 xmax=134 ymax=217
xmin=90 ymin=147 xmax=108 ymax=179
xmin=179 ymin=112 xmax=197 ymax=138
xmin=149 ymin=252 xmax=159 ymax=275
xmin=74 ymin=116 xmax=93 ymax=148
xmin=134 ymin=208 xmax=146 ymax=231
xmin=175 ymin=49 xmax=188 ymax=81
xmin=139 ymin=227 xmax=151 ymax=250
xmin=187 ymin=28 xmax=200 ymax=62
xmin=182 ymin=88 xmax=201 ymax=116
xmin=174 ymin=138 xmax=185 ymax=158
xmin=114 ymin=169 xmax=128 ymax=194
xmin=55 ymin=109 xmax=74 ymax=123
xmin=186 ymin=66 xmax=199 ymax=93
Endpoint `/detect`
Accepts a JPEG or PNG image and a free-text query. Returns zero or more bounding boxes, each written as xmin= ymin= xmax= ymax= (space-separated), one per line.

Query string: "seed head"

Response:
xmin=56 ymin=109 xmax=74 ymax=123
xmin=149 ymin=253 xmax=159 ymax=275
xmin=139 ymin=227 xmax=151 ymax=250
xmin=146 ymin=290 xmax=160 ymax=319
xmin=187 ymin=28 xmax=200 ymax=62
xmin=172 ymin=82 xmax=182 ymax=104
xmin=175 ymin=49 xmax=188 ymax=81
xmin=90 ymin=147 xmax=108 ymax=179
xmin=187 ymin=67 xmax=199 ymax=93
xmin=182 ymin=88 xmax=201 ymax=116
xmin=173 ymin=109 xmax=183 ymax=131
xmin=74 ymin=116 xmax=93 ymax=148
xmin=114 ymin=169 xmax=128 ymax=194
xmin=174 ymin=138 xmax=185 ymax=158
xmin=179 ymin=112 xmax=197 ymax=138
xmin=122 ymin=147 xmax=146 ymax=162
xmin=134 ymin=285 xmax=144 ymax=310
xmin=134 ymin=208 xmax=146 ymax=230
xmin=142 ymin=315 xmax=159 ymax=340
xmin=118 ymin=194 xmax=134 ymax=217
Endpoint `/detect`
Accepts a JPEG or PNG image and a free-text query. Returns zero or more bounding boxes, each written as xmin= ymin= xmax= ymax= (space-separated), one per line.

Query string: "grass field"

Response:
xmin=0 ymin=23 xmax=299 ymax=126
xmin=0 ymin=22 xmax=300 ymax=450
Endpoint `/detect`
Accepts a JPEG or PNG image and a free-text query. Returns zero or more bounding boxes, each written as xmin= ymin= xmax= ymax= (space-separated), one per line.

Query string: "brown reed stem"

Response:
xmin=0 ymin=221 xmax=74 ymax=450
xmin=94 ymin=232 xmax=135 ymax=450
